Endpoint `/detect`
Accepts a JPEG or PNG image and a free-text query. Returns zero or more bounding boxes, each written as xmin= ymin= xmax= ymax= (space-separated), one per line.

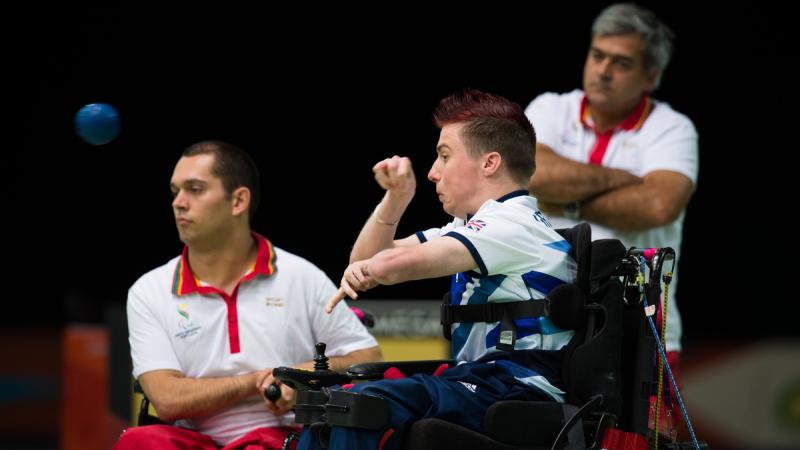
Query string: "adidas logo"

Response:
xmin=458 ymin=381 xmax=477 ymax=393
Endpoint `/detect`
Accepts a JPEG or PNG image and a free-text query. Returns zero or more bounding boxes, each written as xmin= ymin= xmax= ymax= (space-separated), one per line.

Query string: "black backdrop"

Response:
xmin=17 ymin=2 xmax=795 ymax=341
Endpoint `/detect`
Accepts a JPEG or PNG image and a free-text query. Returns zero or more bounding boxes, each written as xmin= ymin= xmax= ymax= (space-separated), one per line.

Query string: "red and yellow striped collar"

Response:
xmin=171 ymin=232 xmax=278 ymax=296
xmin=579 ymin=94 xmax=652 ymax=133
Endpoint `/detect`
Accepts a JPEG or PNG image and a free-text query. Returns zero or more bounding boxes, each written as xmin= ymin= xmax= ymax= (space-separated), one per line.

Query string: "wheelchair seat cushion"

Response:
xmin=402 ymin=418 xmax=551 ymax=450
xmin=484 ymin=400 xmax=583 ymax=447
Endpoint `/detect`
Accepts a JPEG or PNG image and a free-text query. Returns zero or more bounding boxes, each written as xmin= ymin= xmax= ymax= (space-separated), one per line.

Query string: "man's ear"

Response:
xmin=231 ymin=186 xmax=251 ymax=217
xmin=644 ymin=68 xmax=659 ymax=92
xmin=483 ymin=151 xmax=502 ymax=176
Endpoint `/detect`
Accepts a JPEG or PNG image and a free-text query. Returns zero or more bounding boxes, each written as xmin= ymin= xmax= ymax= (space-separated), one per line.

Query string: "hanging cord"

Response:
xmin=633 ymin=263 xmax=663 ymax=448
xmin=653 ymin=270 xmax=672 ymax=448
xmin=638 ymin=257 xmax=700 ymax=450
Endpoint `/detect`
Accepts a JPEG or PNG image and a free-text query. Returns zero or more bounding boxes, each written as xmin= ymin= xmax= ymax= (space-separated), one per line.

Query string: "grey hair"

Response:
xmin=592 ymin=3 xmax=675 ymax=89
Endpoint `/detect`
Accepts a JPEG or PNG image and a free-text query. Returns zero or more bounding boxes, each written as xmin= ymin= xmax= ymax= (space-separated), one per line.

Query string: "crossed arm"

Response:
xmin=138 ymin=344 xmax=382 ymax=421
xmin=529 ymin=144 xmax=693 ymax=231
xmin=137 ymin=369 xmax=266 ymax=423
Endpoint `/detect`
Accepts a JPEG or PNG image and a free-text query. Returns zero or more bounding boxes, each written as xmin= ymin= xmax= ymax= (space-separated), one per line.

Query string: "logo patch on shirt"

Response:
xmin=177 ymin=303 xmax=189 ymax=319
xmin=621 ymin=139 xmax=638 ymax=150
xmin=466 ymin=219 xmax=486 ymax=232
xmin=175 ymin=303 xmax=201 ymax=339
xmin=265 ymin=297 xmax=285 ymax=307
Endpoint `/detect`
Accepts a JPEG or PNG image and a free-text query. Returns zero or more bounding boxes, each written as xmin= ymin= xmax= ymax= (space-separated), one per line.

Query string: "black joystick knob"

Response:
xmin=313 ymin=342 xmax=329 ymax=371
xmin=270 ymin=342 xmax=351 ymax=391
xmin=264 ymin=383 xmax=281 ymax=402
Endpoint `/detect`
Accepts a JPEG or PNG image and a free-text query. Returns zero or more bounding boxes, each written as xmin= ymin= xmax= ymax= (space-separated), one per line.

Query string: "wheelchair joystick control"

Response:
xmin=265 ymin=383 xmax=281 ymax=402
xmin=272 ymin=342 xmax=351 ymax=391
xmin=313 ymin=342 xmax=330 ymax=371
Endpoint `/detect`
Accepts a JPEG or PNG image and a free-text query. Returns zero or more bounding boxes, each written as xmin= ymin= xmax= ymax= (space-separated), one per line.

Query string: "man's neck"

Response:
xmin=488 ymin=181 xmax=527 ymax=201
xmin=588 ymin=97 xmax=643 ymax=133
xmin=187 ymin=227 xmax=257 ymax=295
xmin=463 ymin=182 xmax=527 ymax=218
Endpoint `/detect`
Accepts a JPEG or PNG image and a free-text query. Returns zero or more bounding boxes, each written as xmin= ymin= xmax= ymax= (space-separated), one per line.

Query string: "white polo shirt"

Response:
xmin=525 ymin=89 xmax=699 ymax=351
xmin=127 ymin=233 xmax=378 ymax=445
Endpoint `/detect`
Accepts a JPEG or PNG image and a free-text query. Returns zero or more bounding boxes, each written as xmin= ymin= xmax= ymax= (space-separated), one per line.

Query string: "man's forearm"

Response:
xmin=140 ymin=370 xmax=262 ymax=422
xmin=350 ymin=192 xmax=412 ymax=262
xmin=529 ymin=144 xmax=641 ymax=203
xmin=581 ymin=184 xmax=681 ymax=231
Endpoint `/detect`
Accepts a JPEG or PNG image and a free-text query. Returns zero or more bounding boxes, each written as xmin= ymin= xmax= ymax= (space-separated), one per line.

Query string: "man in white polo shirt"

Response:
xmin=114 ymin=140 xmax=381 ymax=450
xmin=524 ymin=2 xmax=698 ymax=434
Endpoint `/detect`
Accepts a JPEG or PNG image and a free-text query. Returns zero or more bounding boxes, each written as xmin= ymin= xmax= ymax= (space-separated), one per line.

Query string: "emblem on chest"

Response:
xmin=265 ymin=297 xmax=285 ymax=307
xmin=174 ymin=303 xmax=202 ymax=339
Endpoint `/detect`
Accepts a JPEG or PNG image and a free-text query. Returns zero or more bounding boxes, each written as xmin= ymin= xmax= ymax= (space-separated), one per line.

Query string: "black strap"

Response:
xmin=442 ymin=291 xmax=453 ymax=341
xmin=441 ymin=300 xmax=548 ymax=350
xmin=441 ymin=300 xmax=548 ymax=326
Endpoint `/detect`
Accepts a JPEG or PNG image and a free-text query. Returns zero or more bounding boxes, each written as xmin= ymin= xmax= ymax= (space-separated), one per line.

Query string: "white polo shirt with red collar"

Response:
xmin=127 ymin=233 xmax=378 ymax=445
xmin=525 ymin=89 xmax=698 ymax=352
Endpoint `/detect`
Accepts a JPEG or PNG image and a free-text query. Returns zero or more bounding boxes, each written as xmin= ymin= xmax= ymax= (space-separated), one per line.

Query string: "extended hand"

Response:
xmin=325 ymin=260 xmax=377 ymax=314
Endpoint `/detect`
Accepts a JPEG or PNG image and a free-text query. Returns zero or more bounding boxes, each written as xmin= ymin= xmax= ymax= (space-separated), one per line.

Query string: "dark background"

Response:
xmin=16 ymin=3 xmax=795 ymax=341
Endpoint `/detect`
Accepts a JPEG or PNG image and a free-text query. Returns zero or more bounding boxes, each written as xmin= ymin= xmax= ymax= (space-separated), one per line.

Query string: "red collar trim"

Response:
xmin=171 ymin=232 xmax=277 ymax=296
xmin=579 ymin=94 xmax=652 ymax=133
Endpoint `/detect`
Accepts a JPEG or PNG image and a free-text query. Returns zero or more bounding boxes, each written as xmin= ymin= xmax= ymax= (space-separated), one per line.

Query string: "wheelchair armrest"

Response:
xmin=273 ymin=366 xmax=353 ymax=390
xmin=346 ymin=360 xmax=455 ymax=380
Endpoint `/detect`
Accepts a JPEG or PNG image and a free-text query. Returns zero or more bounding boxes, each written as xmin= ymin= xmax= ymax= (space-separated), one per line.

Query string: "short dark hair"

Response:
xmin=433 ymin=89 xmax=536 ymax=184
xmin=592 ymin=3 xmax=674 ymax=89
xmin=182 ymin=140 xmax=261 ymax=221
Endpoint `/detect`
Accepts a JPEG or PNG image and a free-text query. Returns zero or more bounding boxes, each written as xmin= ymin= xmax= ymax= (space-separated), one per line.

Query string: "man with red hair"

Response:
xmin=303 ymin=89 xmax=577 ymax=450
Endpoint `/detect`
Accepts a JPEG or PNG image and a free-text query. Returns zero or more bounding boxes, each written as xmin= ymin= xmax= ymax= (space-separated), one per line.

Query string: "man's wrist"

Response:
xmin=563 ymin=202 xmax=581 ymax=220
xmin=373 ymin=205 xmax=399 ymax=226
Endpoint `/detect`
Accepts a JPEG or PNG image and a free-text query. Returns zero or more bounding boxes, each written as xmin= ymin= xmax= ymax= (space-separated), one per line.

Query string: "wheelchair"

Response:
xmin=274 ymin=223 xmax=709 ymax=450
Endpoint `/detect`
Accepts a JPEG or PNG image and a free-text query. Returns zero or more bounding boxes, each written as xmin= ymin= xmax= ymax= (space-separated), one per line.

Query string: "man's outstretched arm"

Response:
xmin=327 ymin=236 xmax=475 ymax=313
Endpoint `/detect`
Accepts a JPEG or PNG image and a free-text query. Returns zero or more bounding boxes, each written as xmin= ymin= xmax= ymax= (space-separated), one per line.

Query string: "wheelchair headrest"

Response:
xmin=547 ymin=283 xmax=586 ymax=330
xmin=589 ymin=239 xmax=627 ymax=292
xmin=556 ymin=223 xmax=592 ymax=295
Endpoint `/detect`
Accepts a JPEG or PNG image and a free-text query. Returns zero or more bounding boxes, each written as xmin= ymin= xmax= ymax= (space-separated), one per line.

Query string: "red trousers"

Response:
xmin=112 ymin=424 xmax=300 ymax=450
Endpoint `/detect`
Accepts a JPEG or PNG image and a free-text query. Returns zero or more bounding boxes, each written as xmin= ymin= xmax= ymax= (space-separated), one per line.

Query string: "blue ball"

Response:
xmin=75 ymin=103 xmax=121 ymax=145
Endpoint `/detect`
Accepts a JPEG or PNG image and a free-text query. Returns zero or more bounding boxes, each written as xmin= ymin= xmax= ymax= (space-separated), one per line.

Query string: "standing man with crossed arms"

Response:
xmin=524 ymin=2 xmax=698 ymax=431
